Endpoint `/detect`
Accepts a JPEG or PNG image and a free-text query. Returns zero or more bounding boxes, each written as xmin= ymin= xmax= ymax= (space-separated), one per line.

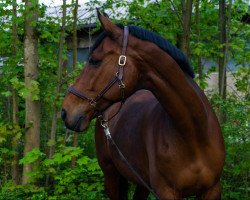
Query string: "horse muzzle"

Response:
xmin=61 ymin=109 xmax=90 ymax=132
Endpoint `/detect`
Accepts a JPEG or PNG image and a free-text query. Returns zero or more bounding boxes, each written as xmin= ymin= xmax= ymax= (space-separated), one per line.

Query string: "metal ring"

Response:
xmin=119 ymin=82 xmax=125 ymax=89
xmin=89 ymin=99 xmax=97 ymax=107
xmin=118 ymin=55 xmax=126 ymax=66
xmin=100 ymin=120 xmax=108 ymax=129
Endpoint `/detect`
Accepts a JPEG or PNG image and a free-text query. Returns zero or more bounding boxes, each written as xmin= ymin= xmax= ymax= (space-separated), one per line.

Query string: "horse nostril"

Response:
xmin=61 ymin=109 xmax=67 ymax=121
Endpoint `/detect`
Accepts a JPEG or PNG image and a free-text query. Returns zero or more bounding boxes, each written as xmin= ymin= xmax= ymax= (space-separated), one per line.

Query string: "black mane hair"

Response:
xmin=91 ymin=25 xmax=195 ymax=78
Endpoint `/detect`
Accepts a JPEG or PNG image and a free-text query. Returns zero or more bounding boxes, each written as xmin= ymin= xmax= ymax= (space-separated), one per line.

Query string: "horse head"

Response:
xmin=62 ymin=13 xmax=141 ymax=132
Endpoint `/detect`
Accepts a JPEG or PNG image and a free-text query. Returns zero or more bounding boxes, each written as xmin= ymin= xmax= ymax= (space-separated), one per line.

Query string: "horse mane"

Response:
xmin=91 ymin=24 xmax=195 ymax=78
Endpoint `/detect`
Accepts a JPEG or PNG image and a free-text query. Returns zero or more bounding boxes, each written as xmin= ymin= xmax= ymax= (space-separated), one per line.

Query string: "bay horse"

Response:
xmin=61 ymin=12 xmax=225 ymax=199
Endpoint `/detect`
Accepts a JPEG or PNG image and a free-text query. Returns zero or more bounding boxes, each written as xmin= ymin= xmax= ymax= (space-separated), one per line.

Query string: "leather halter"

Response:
xmin=68 ymin=26 xmax=129 ymax=113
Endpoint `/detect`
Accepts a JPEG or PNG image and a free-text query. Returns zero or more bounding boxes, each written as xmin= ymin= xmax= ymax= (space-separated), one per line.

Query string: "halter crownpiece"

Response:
xmin=68 ymin=26 xmax=129 ymax=114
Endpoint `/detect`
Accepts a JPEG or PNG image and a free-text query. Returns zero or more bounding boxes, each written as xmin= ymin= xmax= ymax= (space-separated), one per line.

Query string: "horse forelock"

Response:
xmin=90 ymin=24 xmax=195 ymax=79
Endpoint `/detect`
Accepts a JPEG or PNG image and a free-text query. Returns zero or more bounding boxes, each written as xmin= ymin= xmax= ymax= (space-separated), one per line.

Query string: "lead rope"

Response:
xmin=100 ymin=119 xmax=160 ymax=199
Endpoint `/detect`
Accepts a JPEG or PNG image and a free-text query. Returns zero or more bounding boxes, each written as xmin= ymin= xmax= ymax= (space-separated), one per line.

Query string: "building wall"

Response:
xmin=205 ymin=72 xmax=239 ymax=95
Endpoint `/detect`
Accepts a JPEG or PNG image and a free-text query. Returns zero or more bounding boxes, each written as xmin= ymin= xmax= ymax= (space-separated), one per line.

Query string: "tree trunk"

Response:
xmin=12 ymin=91 xmax=19 ymax=185
xmin=45 ymin=0 xmax=67 ymax=187
xmin=22 ymin=0 xmax=40 ymax=185
xmin=71 ymin=0 xmax=79 ymax=168
xmin=11 ymin=0 xmax=20 ymax=185
xmin=48 ymin=0 xmax=67 ymax=162
xmin=218 ymin=0 xmax=232 ymax=123
xmin=71 ymin=132 xmax=79 ymax=168
xmin=72 ymin=0 xmax=78 ymax=70
xmin=218 ymin=0 xmax=227 ymax=99
xmin=6 ymin=93 xmax=11 ymax=122
xmin=195 ymin=0 xmax=203 ymax=85
xmin=181 ymin=0 xmax=193 ymax=59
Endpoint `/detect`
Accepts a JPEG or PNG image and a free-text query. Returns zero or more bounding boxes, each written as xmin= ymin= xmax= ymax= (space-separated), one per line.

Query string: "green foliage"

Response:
xmin=0 ymin=123 xmax=22 ymax=188
xmin=234 ymin=67 xmax=250 ymax=100
xmin=0 ymin=183 xmax=48 ymax=200
xmin=210 ymin=94 xmax=250 ymax=200
xmin=20 ymin=148 xmax=45 ymax=165
xmin=1 ymin=145 xmax=105 ymax=200
xmin=8 ymin=77 xmax=40 ymax=100
xmin=0 ymin=123 xmax=21 ymax=143
xmin=42 ymin=145 xmax=105 ymax=200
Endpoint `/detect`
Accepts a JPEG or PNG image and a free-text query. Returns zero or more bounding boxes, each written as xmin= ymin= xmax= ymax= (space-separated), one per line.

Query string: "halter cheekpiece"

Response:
xmin=68 ymin=26 xmax=129 ymax=113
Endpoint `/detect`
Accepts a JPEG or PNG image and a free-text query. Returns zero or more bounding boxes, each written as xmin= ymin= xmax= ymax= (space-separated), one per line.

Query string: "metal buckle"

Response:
xmin=118 ymin=55 xmax=126 ymax=66
xmin=100 ymin=119 xmax=108 ymax=129
xmin=118 ymin=82 xmax=125 ymax=89
xmin=89 ymin=99 xmax=97 ymax=107
xmin=100 ymin=120 xmax=111 ymax=139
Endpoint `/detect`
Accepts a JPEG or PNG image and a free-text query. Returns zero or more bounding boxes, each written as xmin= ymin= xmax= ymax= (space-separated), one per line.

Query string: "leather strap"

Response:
xmin=122 ymin=26 xmax=129 ymax=56
xmin=117 ymin=26 xmax=129 ymax=81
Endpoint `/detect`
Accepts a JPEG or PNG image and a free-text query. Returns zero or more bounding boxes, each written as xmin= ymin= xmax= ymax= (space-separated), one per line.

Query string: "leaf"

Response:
xmin=19 ymin=148 xmax=45 ymax=164
xmin=193 ymin=47 xmax=202 ymax=56
xmin=10 ymin=77 xmax=24 ymax=90
xmin=47 ymin=139 xmax=55 ymax=147
xmin=77 ymin=156 xmax=90 ymax=166
xmin=52 ymin=153 xmax=64 ymax=164
xmin=0 ymin=137 xmax=6 ymax=143
xmin=48 ymin=167 xmax=56 ymax=174
xmin=43 ymin=158 xmax=54 ymax=166
xmin=1 ymin=91 xmax=12 ymax=97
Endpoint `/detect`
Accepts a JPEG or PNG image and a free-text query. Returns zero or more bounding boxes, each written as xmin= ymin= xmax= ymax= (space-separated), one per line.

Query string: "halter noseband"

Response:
xmin=68 ymin=26 xmax=129 ymax=113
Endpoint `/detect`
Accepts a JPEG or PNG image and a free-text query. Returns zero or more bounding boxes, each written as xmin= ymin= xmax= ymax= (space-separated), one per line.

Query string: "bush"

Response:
xmin=210 ymin=94 xmax=250 ymax=200
xmin=0 ymin=182 xmax=47 ymax=200
xmin=1 ymin=145 xmax=106 ymax=200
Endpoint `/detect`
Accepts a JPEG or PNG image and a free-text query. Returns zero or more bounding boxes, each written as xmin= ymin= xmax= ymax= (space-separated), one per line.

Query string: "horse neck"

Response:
xmin=137 ymin=46 xmax=209 ymax=138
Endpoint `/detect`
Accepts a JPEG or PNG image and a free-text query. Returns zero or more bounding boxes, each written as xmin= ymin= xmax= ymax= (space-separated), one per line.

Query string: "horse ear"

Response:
xmin=97 ymin=9 xmax=122 ymax=39
xmin=103 ymin=12 xmax=109 ymax=18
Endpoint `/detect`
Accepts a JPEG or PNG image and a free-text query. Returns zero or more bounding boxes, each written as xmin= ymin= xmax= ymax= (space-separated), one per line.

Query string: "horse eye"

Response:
xmin=89 ymin=57 xmax=102 ymax=66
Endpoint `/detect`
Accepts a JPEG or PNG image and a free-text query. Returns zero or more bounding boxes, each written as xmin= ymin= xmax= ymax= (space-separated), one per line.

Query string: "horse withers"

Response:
xmin=61 ymin=12 xmax=225 ymax=199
